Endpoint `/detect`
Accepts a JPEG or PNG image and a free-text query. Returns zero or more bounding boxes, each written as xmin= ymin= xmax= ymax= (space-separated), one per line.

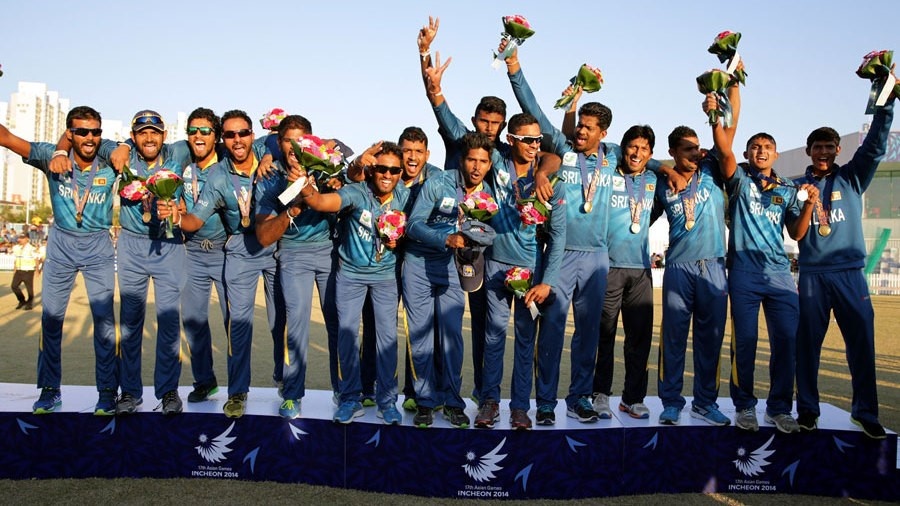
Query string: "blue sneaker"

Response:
xmin=94 ymin=389 xmax=117 ymax=416
xmin=279 ymin=399 xmax=301 ymax=419
xmin=566 ymin=397 xmax=600 ymax=423
xmin=33 ymin=387 xmax=61 ymax=414
xmin=333 ymin=401 xmax=364 ymax=424
xmin=377 ymin=406 xmax=402 ymax=425
xmin=690 ymin=404 xmax=730 ymax=426
xmin=659 ymin=406 xmax=681 ymax=425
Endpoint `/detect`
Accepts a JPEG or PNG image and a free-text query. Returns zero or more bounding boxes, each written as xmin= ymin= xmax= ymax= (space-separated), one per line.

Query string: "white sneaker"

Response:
xmin=591 ymin=393 xmax=613 ymax=419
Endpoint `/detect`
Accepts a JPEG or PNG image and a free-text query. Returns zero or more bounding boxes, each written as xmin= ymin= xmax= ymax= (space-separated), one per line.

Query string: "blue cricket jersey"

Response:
xmin=119 ymin=142 xmax=191 ymax=236
xmin=608 ymin=169 xmax=659 ymax=268
xmin=255 ymin=161 xmax=334 ymax=249
xmin=405 ymin=169 xmax=476 ymax=261
xmin=191 ymin=156 xmax=259 ymax=235
xmin=182 ymin=155 xmax=228 ymax=242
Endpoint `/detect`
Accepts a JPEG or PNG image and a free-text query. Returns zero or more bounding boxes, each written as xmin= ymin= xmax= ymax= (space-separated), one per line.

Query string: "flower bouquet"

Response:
xmin=554 ymin=64 xmax=604 ymax=109
xmin=708 ymin=31 xmax=747 ymax=85
xmin=492 ymin=14 xmax=535 ymax=69
xmin=517 ymin=198 xmax=550 ymax=225
xmin=375 ymin=209 xmax=406 ymax=261
xmin=260 ymin=107 xmax=286 ymax=131
xmin=146 ymin=169 xmax=184 ymax=238
xmin=697 ymin=69 xmax=734 ymax=127
xmin=505 ymin=266 xmax=540 ymax=319
xmin=857 ymin=50 xmax=899 ymax=113
xmin=279 ymin=135 xmax=346 ymax=205
xmin=119 ymin=179 xmax=149 ymax=202
xmin=460 ymin=191 xmax=499 ymax=221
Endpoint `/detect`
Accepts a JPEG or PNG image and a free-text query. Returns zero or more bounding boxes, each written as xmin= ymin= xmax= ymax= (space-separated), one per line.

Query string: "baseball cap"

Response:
xmin=455 ymin=246 xmax=485 ymax=292
xmin=459 ymin=219 xmax=496 ymax=246
xmin=131 ymin=110 xmax=165 ymax=132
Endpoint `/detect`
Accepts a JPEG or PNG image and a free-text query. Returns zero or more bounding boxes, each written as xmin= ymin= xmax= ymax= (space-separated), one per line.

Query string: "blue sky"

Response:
xmin=1 ymin=1 xmax=897 ymax=165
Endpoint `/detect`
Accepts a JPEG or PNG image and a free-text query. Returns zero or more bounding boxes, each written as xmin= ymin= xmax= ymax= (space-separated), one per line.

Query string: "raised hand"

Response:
xmin=418 ymin=16 xmax=439 ymax=53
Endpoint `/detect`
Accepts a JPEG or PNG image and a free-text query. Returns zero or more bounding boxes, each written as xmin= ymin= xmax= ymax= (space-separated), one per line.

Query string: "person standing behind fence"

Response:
xmin=11 ymin=233 xmax=38 ymax=310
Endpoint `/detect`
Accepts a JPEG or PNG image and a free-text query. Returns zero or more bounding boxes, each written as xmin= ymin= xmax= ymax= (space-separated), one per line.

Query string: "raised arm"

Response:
xmin=0 ymin=124 xmax=33 ymax=159
xmin=850 ymin=91 xmax=895 ymax=192
xmin=709 ymin=81 xmax=741 ymax=181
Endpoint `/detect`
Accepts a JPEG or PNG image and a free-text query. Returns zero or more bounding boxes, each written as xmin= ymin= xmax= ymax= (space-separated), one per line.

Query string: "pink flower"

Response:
xmin=505 ymin=14 xmax=531 ymax=28
xmin=260 ymin=108 xmax=286 ymax=131
xmin=377 ymin=210 xmax=406 ymax=241
xmin=716 ymin=30 xmax=733 ymax=39
xmin=504 ymin=266 xmax=533 ymax=296
xmin=120 ymin=180 xmax=149 ymax=201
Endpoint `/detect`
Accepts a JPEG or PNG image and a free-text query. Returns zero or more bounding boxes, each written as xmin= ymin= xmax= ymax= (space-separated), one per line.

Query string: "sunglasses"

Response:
xmin=69 ymin=127 xmax=103 ymax=137
xmin=372 ymin=165 xmax=403 ymax=175
xmin=132 ymin=114 xmax=163 ymax=127
xmin=222 ymin=129 xmax=253 ymax=139
xmin=187 ymin=126 xmax=214 ymax=136
xmin=509 ymin=133 xmax=543 ymax=145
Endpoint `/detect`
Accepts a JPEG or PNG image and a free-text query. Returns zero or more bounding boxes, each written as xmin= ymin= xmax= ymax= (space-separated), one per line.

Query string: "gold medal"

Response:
xmin=685 ymin=220 xmax=695 ymax=231
xmin=630 ymin=223 xmax=640 ymax=234
xmin=818 ymin=224 xmax=831 ymax=237
xmin=142 ymin=211 xmax=151 ymax=223
xmin=583 ymin=202 xmax=593 ymax=213
xmin=75 ymin=212 xmax=83 ymax=224
xmin=241 ymin=216 xmax=251 ymax=228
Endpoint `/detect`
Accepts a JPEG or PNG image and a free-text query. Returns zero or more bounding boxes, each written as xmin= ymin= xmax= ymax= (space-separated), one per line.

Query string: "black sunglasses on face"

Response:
xmin=509 ymin=133 xmax=543 ymax=145
xmin=372 ymin=165 xmax=403 ymax=175
xmin=222 ymin=129 xmax=253 ymax=139
xmin=187 ymin=126 xmax=214 ymax=136
xmin=69 ymin=128 xmax=102 ymax=137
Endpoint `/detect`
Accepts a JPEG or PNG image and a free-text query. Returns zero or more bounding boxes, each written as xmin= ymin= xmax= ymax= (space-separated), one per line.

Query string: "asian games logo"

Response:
xmin=196 ymin=422 xmax=236 ymax=463
xmin=733 ymin=434 xmax=775 ymax=477
xmin=462 ymin=437 xmax=507 ymax=482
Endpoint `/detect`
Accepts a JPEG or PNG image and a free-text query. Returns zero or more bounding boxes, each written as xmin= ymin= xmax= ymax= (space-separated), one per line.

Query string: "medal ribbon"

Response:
xmin=577 ymin=151 xmax=604 ymax=210
xmin=229 ymin=171 xmax=252 ymax=230
xmin=623 ymin=170 xmax=646 ymax=228
xmin=805 ymin=167 xmax=836 ymax=230
xmin=68 ymin=152 xmax=99 ymax=221
xmin=506 ymin=156 xmax=535 ymax=203
xmin=681 ymin=172 xmax=700 ymax=228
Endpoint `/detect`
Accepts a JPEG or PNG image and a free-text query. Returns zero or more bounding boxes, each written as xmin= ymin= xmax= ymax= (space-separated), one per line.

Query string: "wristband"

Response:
xmin=173 ymin=214 xmax=182 ymax=228
xmin=52 ymin=150 xmax=68 ymax=158
xmin=433 ymin=90 xmax=443 ymax=97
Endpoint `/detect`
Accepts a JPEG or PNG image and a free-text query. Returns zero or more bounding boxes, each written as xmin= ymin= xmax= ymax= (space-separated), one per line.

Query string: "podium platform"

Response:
xmin=2 ymin=383 xmax=897 ymax=500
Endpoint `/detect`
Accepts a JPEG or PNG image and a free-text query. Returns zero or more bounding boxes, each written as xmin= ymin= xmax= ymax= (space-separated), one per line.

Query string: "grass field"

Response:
xmin=0 ymin=271 xmax=897 ymax=505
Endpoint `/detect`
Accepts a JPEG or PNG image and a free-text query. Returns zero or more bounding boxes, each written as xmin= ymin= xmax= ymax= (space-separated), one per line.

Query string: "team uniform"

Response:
xmin=189 ymin=156 xmax=286 ymax=400
xmin=594 ymin=168 xmax=659 ymax=412
xmin=256 ymin=161 xmax=339 ymax=406
xmin=725 ymin=164 xmax=801 ymax=419
xmin=403 ymin=169 xmax=473 ymax=412
xmin=117 ymin=144 xmax=190 ymax=404
xmin=654 ymin=156 xmax=729 ymax=421
xmin=790 ymin=101 xmax=894 ymax=430
xmin=181 ymin=155 xmax=229 ymax=395
xmin=431 ymin=101 xmax=511 ymax=402
xmin=24 ymin=143 xmax=118 ymax=404
xmin=332 ymin=181 xmax=409 ymax=414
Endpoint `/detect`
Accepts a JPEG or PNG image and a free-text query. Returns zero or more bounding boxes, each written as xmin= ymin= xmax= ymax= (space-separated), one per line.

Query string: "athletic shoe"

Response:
xmin=333 ymin=401 xmax=364 ymax=424
xmin=94 ymin=389 xmax=116 ymax=416
xmin=161 ymin=390 xmax=183 ymax=415
xmin=474 ymin=400 xmax=500 ymax=429
xmin=402 ymin=397 xmax=417 ymax=412
xmin=765 ymin=412 xmax=799 ymax=434
xmin=536 ymin=404 xmax=556 ymax=425
xmin=377 ymin=406 xmax=402 ymax=425
xmin=279 ymin=399 xmax=301 ymax=419
xmin=510 ymin=409 xmax=532 ymax=430
xmin=567 ymin=397 xmax=600 ymax=423
xmin=413 ymin=405 xmax=433 ymax=428
xmin=619 ymin=401 xmax=650 ymax=420
xmin=851 ymin=416 xmax=887 ymax=440
xmin=443 ymin=406 xmax=469 ymax=428
xmin=116 ymin=392 xmax=143 ymax=415
xmin=15 ymin=300 xmax=25 ymax=310
xmin=735 ymin=408 xmax=759 ymax=432
xmin=659 ymin=406 xmax=681 ymax=425
xmin=23 ymin=302 xmax=33 ymax=310
xmin=797 ymin=412 xmax=818 ymax=431
xmin=361 ymin=396 xmax=376 ymax=408
xmin=187 ymin=382 xmax=218 ymax=403
xmin=223 ymin=393 xmax=247 ymax=418
xmin=33 ymin=387 xmax=61 ymax=414
xmin=591 ymin=393 xmax=613 ymax=419
xmin=690 ymin=404 xmax=730 ymax=426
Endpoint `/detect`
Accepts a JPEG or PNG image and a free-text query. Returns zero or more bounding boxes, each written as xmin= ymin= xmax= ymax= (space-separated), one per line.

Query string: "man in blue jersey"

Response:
xmin=0 ymin=107 xmax=118 ymax=415
xmin=593 ymin=125 xmax=661 ymax=420
xmin=179 ymin=108 xmax=229 ymax=404
xmin=297 ymin=142 xmax=409 ymax=425
xmin=790 ymin=87 xmax=896 ymax=440
xmin=419 ymin=16 xmax=508 ymax=404
xmin=705 ymin=86 xmax=818 ymax=433
xmin=114 ymin=110 xmax=191 ymax=416
xmin=161 ymin=110 xmax=285 ymax=418
xmin=404 ymin=131 xmax=493 ymax=428
xmin=474 ymin=113 xmax=566 ymax=431
xmin=256 ymin=114 xmax=340 ymax=419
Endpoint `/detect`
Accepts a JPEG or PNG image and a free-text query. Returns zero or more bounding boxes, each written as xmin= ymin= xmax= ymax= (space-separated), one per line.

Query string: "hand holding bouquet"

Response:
xmin=857 ymin=50 xmax=899 ymax=113
xmin=492 ymin=14 xmax=535 ymax=69
xmin=554 ymin=64 xmax=604 ymax=109
xmin=696 ymin=69 xmax=734 ymax=127
xmin=377 ymin=209 xmax=406 ymax=242
xmin=517 ymin=198 xmax=551 ymax=226
xmin=505 ymin=266 xmax=540 ymax=319
xmin=708 ymin=31 xmax=747 ymax=85
xmin=460 ymin=191 xmax=499 ymax=221
xmin=145 ymin=169 xmax=184 ymax=238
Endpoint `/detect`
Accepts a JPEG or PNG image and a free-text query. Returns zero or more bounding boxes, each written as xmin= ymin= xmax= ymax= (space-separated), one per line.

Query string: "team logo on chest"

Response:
xmin=439 ymin=197 xmax=456 ymax=212
xmin=359 ymin=210 xmax=373 ymax=227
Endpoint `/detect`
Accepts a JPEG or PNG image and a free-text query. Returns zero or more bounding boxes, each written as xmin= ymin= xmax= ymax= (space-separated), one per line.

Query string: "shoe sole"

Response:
xmin=94 ymin=408 xmax=115 ymax=416
xmin=474 ymin=418 xmax=498 ymax=429
xmin=619 ymin=404 xmax=650 ymax=419
xmin=414 ymin=420 xmax=433 ymax=428
xmin=33 ymin=406 xmax=60 ymax=415
xmin=764 ymin=414 xmax=799 ymax=434
xmin=735 ymin=421 xmax=759 ymax=432
xmin=659 ymin=419 xmax=680 ymax=426
xmin=566 ymin=411 xmax=599 ymax=423
xmin=690 ymin=410 xmax=729 ymax=426
xmin=333 ymin=410 xmax=364 ymax=424
xmin=850 ymin=417 xmax=887 ymax=440
xmin=279 ymin=412 xmax=300 ymax=419
xmin=188 ymin=386 xmax=219 ymax=403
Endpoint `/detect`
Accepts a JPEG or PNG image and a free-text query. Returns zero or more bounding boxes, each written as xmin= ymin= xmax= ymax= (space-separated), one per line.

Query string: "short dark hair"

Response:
xmin=475 ymin=96 xmax=507 ymax=118
xmin=187 ymin=107 xmax=222 ymax=140
xmin=578 ymin=102 xmax=612 ymax=130
xmin=459 ymin=132 xmax=494 ymax=159
xmin=806 ymin=127 xmax=841 ymax=149
xmin=507 ymin=113 xmax=539 ymax=135
xmin=376 ymin=141 xmax=403 ymax=161
xmin=221 ymin=109 xmax=253 ymax=130
xmin=621 ymin=125 xmax=655 ymax=151
xmin=277 ymin=115 xmax=313 ymax=140
xmin=398 ymin=126 xmax=429 ymax=147
xmin=746 ymin=132 xmax=777 ymax=150
xmin=66 ymin=106 xmax=101 ymax=128
xmin=668 ymin=125 xmax=698 ymax=149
